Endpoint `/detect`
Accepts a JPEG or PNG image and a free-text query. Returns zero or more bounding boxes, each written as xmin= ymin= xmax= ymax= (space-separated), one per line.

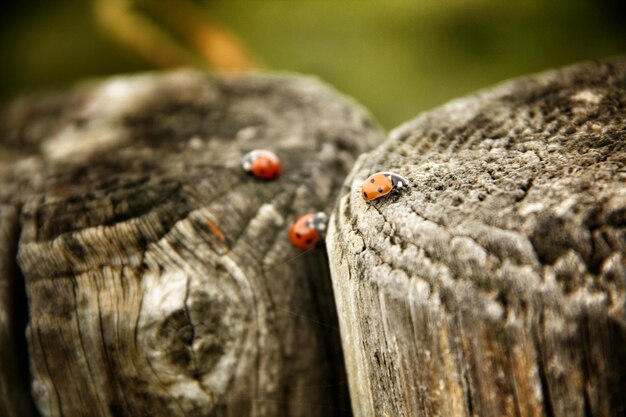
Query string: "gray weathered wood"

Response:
xmin=0 ymin=70 xmax=383 ymax=416
xmin=328 ymin=59 xmax=626 ymax=417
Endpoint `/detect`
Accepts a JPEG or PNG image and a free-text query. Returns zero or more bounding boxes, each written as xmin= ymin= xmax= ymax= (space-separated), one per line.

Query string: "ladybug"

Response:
xmin=242 ymin=149 xmax=282 ymax=180
xmin=361 ymin=172 xmax=409 ymax=201
xmin=289 ymin=212 xmax=328 ymax=250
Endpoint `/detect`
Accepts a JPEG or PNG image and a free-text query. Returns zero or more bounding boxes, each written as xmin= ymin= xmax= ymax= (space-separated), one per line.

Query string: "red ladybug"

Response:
xmin=361 ymin=172 xmax=409 ymax=201
xmin=242 ymin=149 xmax=282 ymax=180
xmin=289 ymin=212 xmax=328 ymax=250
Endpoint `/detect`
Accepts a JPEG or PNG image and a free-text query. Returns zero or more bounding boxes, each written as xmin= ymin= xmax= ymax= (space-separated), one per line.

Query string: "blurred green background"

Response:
xmin=1 ymin=0 xmax=625 ymax=129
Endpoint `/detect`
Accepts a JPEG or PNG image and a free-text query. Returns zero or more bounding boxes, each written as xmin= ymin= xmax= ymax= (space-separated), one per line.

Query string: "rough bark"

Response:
xmin=0 ymin=70 xmax=382 ymax=417
xmin=328 ymin=59 xmax=626 ymax=417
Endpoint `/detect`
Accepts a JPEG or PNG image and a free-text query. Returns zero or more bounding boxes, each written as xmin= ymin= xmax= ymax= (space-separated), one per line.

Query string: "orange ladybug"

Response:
xmin=361 ymin=172 xmax=409 ymax=201
xmin=289 ymin=212 xmax=328 ymax=250
xmin=242 ymin=149 xmax=282 ymax=180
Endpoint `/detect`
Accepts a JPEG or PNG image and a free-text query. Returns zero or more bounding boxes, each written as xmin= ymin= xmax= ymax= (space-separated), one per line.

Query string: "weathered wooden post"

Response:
xmin=0 ymin=70 xmax=382 ymax=416
xmin=0 ymin=205 xmax=38 ymax=417
xmin=328 ymin=60 xmax=626 ymax=417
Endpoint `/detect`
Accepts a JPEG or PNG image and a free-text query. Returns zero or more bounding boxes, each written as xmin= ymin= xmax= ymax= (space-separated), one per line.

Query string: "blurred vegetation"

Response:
xmin=1 ymin=0 xmax=624 ymax=129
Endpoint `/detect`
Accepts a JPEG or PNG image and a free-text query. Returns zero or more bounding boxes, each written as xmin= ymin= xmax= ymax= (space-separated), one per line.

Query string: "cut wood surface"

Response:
xmin=328 ymin=59 xmax=626 ymax=417
xmin=0 ymin=70 xmax=382 ymax=416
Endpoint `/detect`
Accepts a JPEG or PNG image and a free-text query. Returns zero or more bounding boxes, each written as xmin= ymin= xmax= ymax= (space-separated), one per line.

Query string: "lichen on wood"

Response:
xmin=0 ymin=70 xmax=382 ymax=416
xmin=328 ymin=59 xmax=626 ymax=417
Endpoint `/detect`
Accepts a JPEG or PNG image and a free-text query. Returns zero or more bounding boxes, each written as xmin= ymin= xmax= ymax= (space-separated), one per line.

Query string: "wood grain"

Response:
xmin=328 ymin=59 xmax=626 ymax=417
xmin=0 ymin=70 xmax=383 ymax=416
xmin=0 ymin=205 xmax=39 ymax=417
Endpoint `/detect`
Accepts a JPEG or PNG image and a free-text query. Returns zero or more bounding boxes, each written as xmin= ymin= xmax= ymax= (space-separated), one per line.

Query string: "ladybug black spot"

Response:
xmin=363 ymin=192 xmax=368 ymax=198
xmin=370 ymin=178 xmax=375 ymax=183
xmin=296 ymin=232 xmax=301 ymax=238
xmin=306 ymin=239 xmax=312 ymax=244
xmin=377 ymin=188 xmax=383 ymax=193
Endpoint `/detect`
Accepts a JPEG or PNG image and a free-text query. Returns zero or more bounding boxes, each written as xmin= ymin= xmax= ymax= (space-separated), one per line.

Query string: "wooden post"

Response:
xmin=328 ymin=60 xmax=626 ymax=417
xmin=0 ymin=205 xmax=39 ymax=417
xmin=0 ymin=70 xmax=382 ymax=416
